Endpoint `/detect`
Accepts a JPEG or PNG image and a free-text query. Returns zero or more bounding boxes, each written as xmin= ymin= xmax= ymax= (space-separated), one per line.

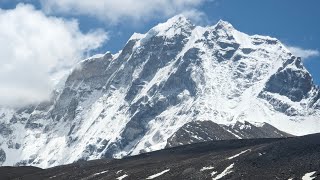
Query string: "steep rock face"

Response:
xmin=258 ymin=56 xmax=318 ymax=116
xmin=0 ymin=15 xmax=320 ymax=168
xmin=263 ymin=57 xmax=313 ymax=102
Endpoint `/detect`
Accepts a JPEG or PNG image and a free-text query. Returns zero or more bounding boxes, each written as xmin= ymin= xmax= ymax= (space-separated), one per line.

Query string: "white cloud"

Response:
xmin=0 ymin=4 xmax=108 ymax=107
xmin=40 ymin=0 xmax=207 ymax=24
xmin=181 ymin=9 xmax=210 ymax=25
xmin=287 ymin=46 xmax=320 ymax=60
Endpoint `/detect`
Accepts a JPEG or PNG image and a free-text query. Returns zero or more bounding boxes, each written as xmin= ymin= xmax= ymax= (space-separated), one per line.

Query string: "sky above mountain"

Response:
xmin=0 ymin=0 xmax=319 ymax=107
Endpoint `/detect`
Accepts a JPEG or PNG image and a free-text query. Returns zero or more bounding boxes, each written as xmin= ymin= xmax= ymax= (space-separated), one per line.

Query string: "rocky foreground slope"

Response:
xmin=1 ymin=133 xmax=320 ymax=180
xmin=0 ymin=15 xmax=320 ymax=168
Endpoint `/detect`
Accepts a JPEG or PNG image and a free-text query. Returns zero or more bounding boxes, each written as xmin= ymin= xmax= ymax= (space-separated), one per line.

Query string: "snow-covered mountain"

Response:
xmin=0 ymin=15 xmax=320 ymax=168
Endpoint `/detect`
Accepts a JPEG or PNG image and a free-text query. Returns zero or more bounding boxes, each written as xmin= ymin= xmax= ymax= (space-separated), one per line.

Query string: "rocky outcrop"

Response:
xmin=166 ymin=121 xmax=291 ymax=148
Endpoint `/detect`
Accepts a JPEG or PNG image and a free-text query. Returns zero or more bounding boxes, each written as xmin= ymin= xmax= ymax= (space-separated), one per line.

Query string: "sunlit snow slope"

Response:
xmin=0 ymin=15 xmax=320 ymax=168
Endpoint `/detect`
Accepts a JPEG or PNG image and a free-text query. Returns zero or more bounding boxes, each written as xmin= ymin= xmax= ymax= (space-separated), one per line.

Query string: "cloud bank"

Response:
xmin=0 ymin=4 xmax=108 ymax=107
xmin=40 ymin=0 xmax=207 ymax=24
xmin=287 ymin=46 xmax=320 ymax=60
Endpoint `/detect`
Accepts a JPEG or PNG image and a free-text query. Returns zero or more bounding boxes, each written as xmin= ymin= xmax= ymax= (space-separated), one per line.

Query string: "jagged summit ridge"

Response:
xmin=215 ymin=19 xmax=235 ymax=29
xmin=0 ymin=15 xmax=319 ymax=168
xmin=129 ymin=14 xmax=194 ymax=46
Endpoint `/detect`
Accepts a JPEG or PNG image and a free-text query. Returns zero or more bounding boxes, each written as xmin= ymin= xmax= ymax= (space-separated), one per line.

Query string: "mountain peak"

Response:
xmin=133 ymin=14 xmax=194 ymax=42
xmin=214 ymin=19 xmax=235 ymax=30
xmin=129 ymin=32 xmax=145 ymax=41
xmin=165 ymin=14 xmax=191 ymax=25
xmin=151 ymin=14 xmax=194 ymax=35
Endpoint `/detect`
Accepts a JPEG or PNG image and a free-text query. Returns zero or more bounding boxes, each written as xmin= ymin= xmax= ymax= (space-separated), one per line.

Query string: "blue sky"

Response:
xmin=0 ymin=0 xmax=319 ymax=106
